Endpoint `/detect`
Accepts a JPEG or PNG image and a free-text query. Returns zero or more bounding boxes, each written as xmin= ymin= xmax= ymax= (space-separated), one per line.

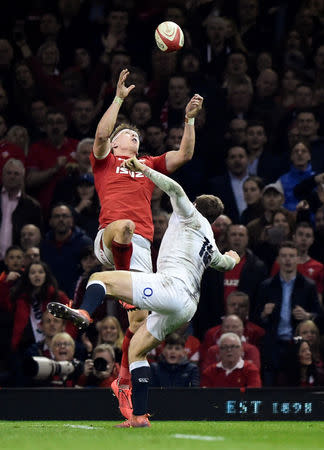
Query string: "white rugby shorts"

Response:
xmin=94 ymin=229 xmax=152 ymax=273
xmin=131 ymin=272 xmax=197 ymax=341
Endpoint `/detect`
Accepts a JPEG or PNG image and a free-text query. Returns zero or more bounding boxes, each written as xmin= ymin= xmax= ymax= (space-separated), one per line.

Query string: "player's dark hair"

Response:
xmin=194 ymin=194 xmax=224 ymax=223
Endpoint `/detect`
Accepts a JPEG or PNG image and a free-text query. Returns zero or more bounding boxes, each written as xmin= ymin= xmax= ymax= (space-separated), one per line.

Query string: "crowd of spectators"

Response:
xmin=0 ymin=0 xmax=324 ymax=389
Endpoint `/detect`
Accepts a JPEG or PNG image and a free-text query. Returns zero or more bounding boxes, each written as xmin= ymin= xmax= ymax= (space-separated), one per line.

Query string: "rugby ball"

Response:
xmin=155 ymin=21 xmax=184 ymax=53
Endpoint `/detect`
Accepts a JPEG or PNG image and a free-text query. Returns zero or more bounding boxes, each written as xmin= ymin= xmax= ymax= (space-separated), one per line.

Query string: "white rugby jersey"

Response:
xmin=157 ymin=194 xmax=236 ymax=303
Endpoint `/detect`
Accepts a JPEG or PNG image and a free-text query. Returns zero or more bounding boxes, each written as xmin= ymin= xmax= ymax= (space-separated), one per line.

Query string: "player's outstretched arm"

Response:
xmin=165 ymin=94 xmax=203 ymax=173
xmin=93 ymin=69 xmax=135 ymax=159
xmin=123 ymin=156 xmax=193 ymax=217
xmin=210 ymin=248 xmax=240 ymax=272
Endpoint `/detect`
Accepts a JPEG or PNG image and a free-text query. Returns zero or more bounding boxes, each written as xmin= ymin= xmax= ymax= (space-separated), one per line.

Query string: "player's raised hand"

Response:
xmin=116 ymin=69 xmax=135 ymax=99
xmin=185 ymin=94 xmax=203 ymax=119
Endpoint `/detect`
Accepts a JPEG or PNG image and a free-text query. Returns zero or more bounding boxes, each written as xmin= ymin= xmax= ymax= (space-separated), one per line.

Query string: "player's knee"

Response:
xmin=115 ymin=219 xmax=135 ymax=242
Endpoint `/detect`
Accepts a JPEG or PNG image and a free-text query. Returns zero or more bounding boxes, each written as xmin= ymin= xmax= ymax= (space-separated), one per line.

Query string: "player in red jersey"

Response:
xmin=51 ymin=69 xmax=203 ymax=417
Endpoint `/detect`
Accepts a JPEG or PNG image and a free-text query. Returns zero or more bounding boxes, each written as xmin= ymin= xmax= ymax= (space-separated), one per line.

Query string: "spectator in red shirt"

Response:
xmin=26 ymin=109 xmax=78 ymax=217
xmin=201 ymin=332 xmax=261 ymax=388
xmin=200 ymin=314 xmax=260 ymax=372
xmin=200 ymin=291 xmax=265 ymax=353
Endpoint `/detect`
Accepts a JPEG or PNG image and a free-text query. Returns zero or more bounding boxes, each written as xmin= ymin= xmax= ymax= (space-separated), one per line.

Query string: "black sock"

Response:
xmin=130 ymin=363 xmax=151 ymax=416
xmin=80 ymin=281 xmax=106 ymax=315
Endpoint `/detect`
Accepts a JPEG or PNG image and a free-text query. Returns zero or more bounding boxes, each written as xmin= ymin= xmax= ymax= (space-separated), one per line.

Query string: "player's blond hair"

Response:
xmin=110 ymin=123 xmax=140 ymax=142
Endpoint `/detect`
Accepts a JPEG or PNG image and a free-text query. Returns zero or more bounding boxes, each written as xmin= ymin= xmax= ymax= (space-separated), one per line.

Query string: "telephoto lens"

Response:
xmin=93 ymin=357 xmax=108 ymax=372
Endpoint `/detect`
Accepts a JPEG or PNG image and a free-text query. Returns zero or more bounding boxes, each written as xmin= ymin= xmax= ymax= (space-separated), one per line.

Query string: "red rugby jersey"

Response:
xmin=90 ymin=151 xmax=168 ymax=241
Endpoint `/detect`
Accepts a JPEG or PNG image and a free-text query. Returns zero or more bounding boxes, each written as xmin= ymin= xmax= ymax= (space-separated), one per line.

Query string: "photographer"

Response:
xmin=50 ymin=332 xmax=82 ymax=387
xmin=77 ymin=344 xmax=119 ymax=388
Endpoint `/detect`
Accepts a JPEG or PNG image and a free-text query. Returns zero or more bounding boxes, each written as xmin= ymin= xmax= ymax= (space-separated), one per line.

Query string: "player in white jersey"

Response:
xmin=48 ymin=156 xmax=240 ymax=428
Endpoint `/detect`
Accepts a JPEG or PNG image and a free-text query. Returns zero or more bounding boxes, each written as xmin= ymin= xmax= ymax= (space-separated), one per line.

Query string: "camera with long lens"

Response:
xmin=23 ymin=356 xmax=82 ymax=380
xmin=93 ymin=357 xmax=109 ymax=372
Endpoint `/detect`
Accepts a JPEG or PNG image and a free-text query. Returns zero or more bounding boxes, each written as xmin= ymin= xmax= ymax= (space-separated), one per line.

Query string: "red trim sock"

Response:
xmin=119 ymin=328 xmax=134 ymax=386
xmin=111 ymin=240 xmax=133 ymax=270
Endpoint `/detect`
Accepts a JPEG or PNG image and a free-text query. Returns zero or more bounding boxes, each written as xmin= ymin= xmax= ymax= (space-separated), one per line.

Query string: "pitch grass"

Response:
xmin=0 ymin=421 xmax=323 ymax=450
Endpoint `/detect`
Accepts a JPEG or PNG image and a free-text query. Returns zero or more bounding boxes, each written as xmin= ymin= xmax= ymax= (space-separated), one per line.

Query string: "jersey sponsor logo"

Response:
xmin=143 ymin=287 xmax=153 ymax=297
xmin=224 ymin=279 xmax=239 ymax=287
xmin=115 ymin=166 xmax=144 ymax=177
xmin=307 ymin=268 xmax=315 ymax=276
xmin=138 ymin=378 xmax=149 ymax=383
xmin=199 ymin=237 xmax=213 ymax=266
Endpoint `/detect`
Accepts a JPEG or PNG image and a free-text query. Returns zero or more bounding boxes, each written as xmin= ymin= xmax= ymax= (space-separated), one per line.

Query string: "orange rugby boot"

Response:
xmin=47 ymin=302 xmax=92 ymax=330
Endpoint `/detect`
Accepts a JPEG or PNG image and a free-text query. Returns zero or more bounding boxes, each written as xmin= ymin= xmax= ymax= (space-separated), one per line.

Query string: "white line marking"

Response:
xmin=64 ymin=424 xmax=103 ymax=430
xmin=173 ymin=434 xmax=225 ymax=441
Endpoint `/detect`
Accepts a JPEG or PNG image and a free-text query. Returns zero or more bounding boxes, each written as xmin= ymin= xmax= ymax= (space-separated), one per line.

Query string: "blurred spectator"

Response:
xmin=23 ymin=246 xmax=41 ymax=268
xmin=253 ymin=69 xmax=284 ymax=134
xmin=129 ymin=99 xmax=152 ymax=133
xmin=310 ymin=205 xmax=324 ymax=264
xmin=201 ymin=332 xmax=261 ymax=387
xmin=151 ymin=209 xmax=170 ymax=272
xmin=71 ymin=174 xmax=100 ymax=241
xmin=254 ymin=207 xmax=296 ymax=271
xmin=0 ymin=245 xmax=24 ymax=313
xmin=0 ymin=115 xmax=8 ymax=139
xmin=222 ymin=50 xmax=249 ymax=89
xmin=150 ymin=333 xmax=199 ymax=387
xmin=226 ymin=77 xmax=254 ymax=121
xmin=201 ymin=314 xmax=261 ymax=372
xmin=271 ymin=222 xmax=324 ymax=300
xmin=0 ymin=159 xmax=42 ymax=263
xmin=160 ymin=75 xmax=191 ymax=130
xmin=0 ymin=132 xmax=26 ymax=181
xmin=245 ymin=120 xmax=287 ymax=184
xmin=12 ymin=62 xmax=38 ymax=125
xmin=24 ymin=310 xmax=65 ymax=359
xmin=77 ymin=343 xmax=119 ymax=388
xmin=93 ymin=316 xmax=124 ymax=364
xmin=20 ymin=224 xmax=42 ymax=251
xmin=247 ymin=181 xmax=285 ymax=250
xmin=296 ymin=109 xmax=324 ymax=173
xmin=211 ymin=214 xmax=232 ymax=253
xmin=68 ymin=96 xmax=97 ymax=140
xmin=10 ymin=261 xmax=70 ymax=354
xmin=144 ymin=122 xmax=166 ymax=156
xmin=41 ymin=203 xmax=92 ymax=298
xmin=278 ymin=140 xmax=314 ymax=211
xmin=255 ymin=241 xmax=322 ymax=385
xmin=6 ymin=125 xmax=30 ymax=156
xmin=28 ymin=98 xmax=48 ymax=142
xmin=277 ymin=338 xmax=322 ymax=386
xmin=224 ymin=118 xmax=247 ymax=147
xmin=278 ymin=68 xmax=301 ymax=110
xmin=208 ymin=146 xmax=249 ymax=223
xmin=293 ymin=172 xmax=324 ymax=214
xmin=223 ymin=224 xmax=268 ymax=310
xmin=241 ymin=176 xmax=264 ymax=225
xmin=26 ymin=109 xmax=78 ymax=217
xmin=201 ymin=15 xmax=228 ymax=82
xmin=201 ymin=291 xmax=265 ymax=351
xmin=52 ymin=138 xmax=94 ymax=205
xmin=295 ymin=319 xmax=324 ymax=374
